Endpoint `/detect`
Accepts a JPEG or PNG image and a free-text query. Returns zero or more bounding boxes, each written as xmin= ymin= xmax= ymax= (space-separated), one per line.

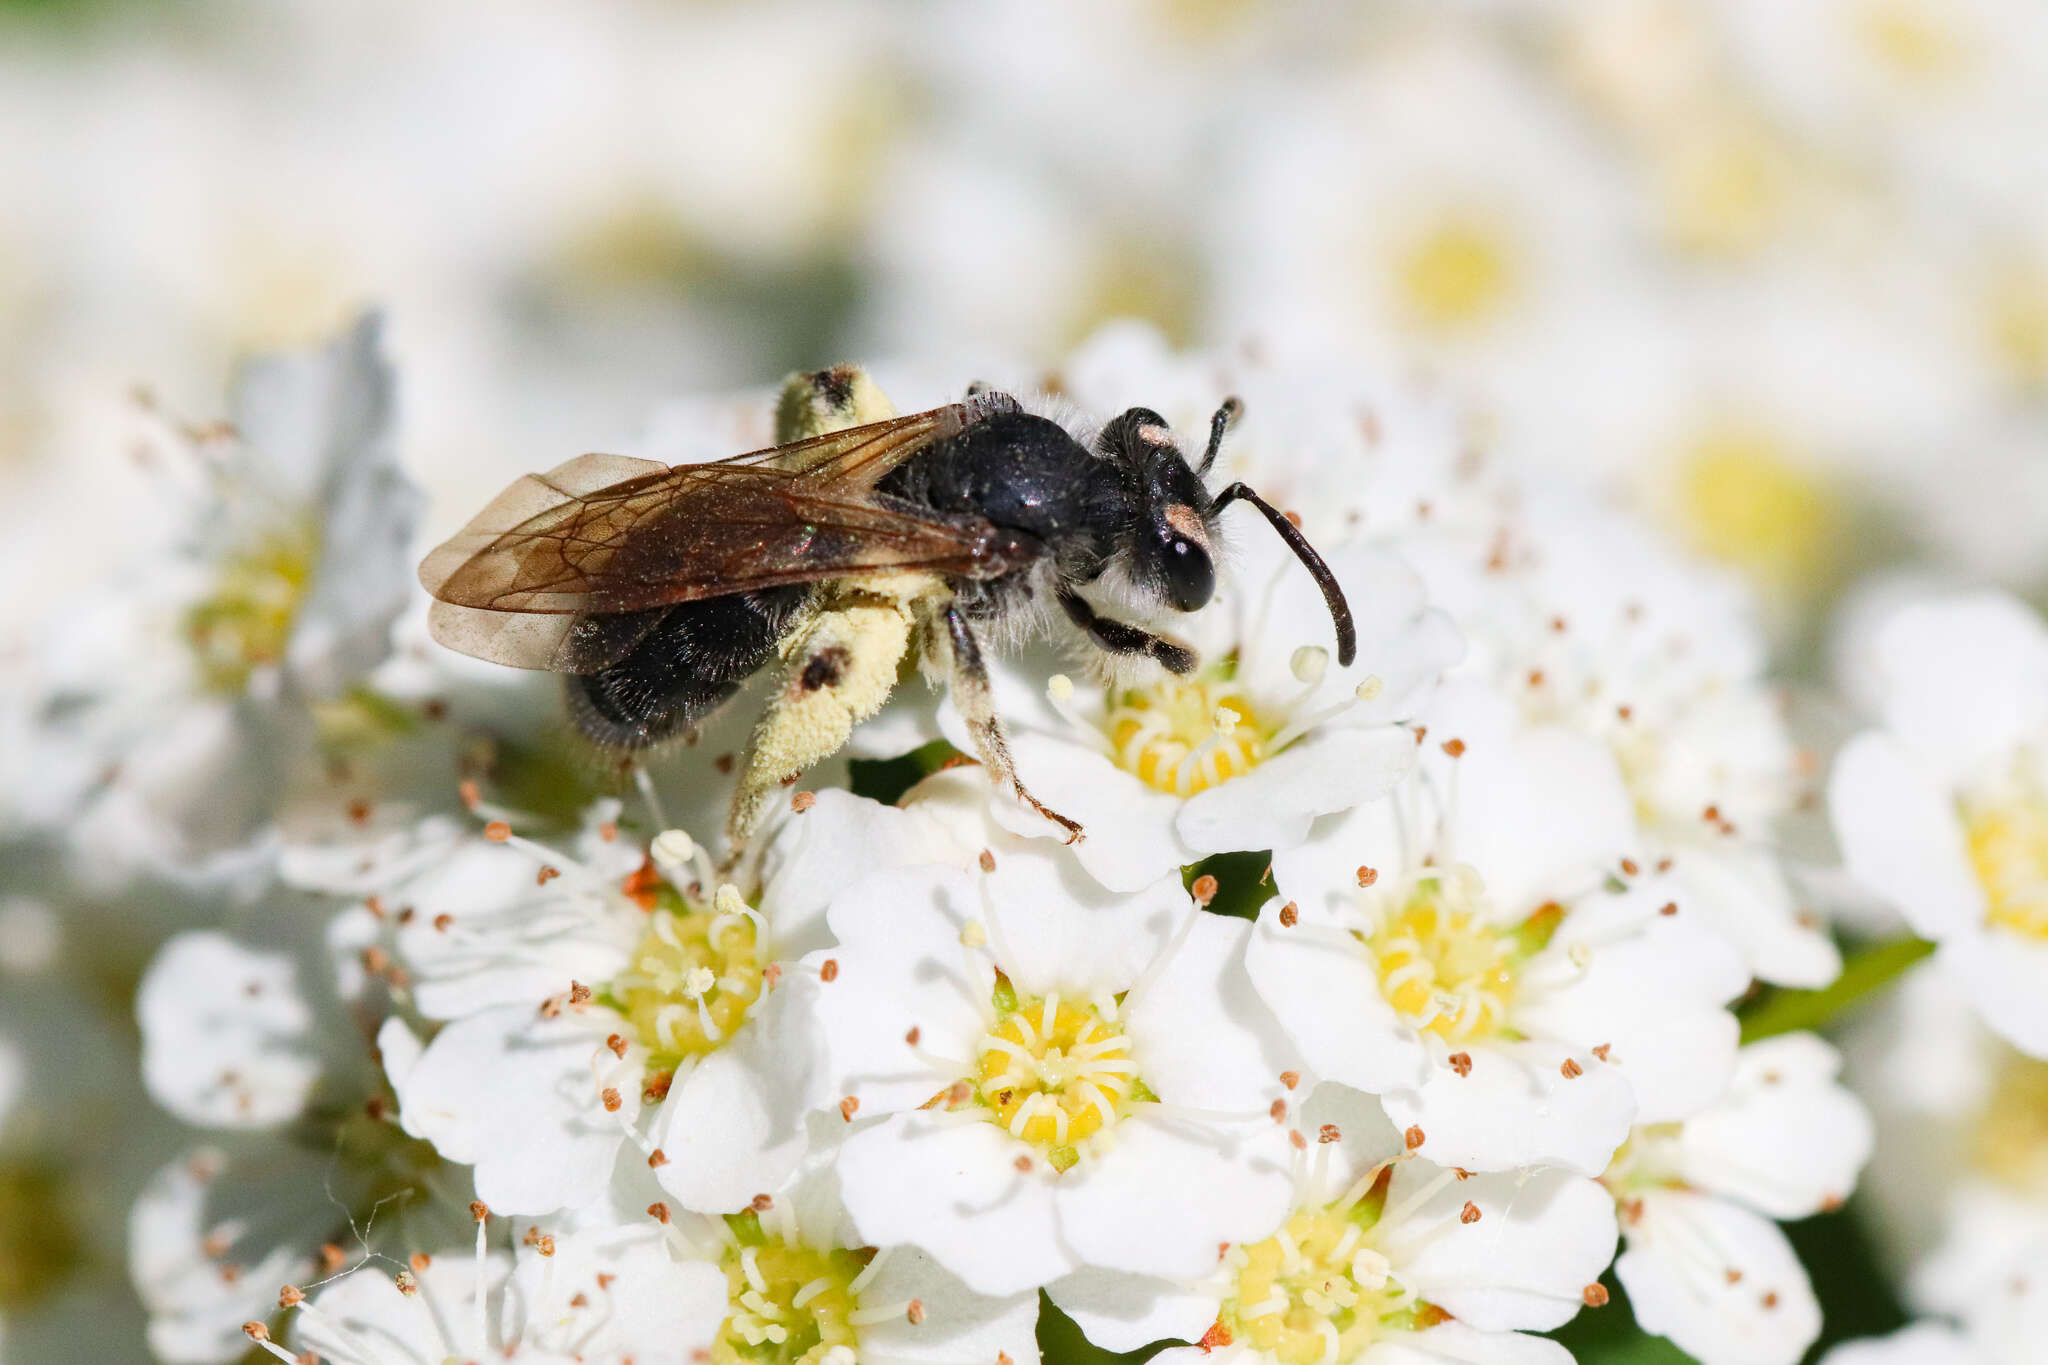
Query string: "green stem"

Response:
xmin=1738 ymin=936 xmax=1936 ymax=1044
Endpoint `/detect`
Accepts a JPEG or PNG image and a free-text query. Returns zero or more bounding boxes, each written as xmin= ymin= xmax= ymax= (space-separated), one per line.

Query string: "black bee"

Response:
xmin=420 ymin=372 xmax=1356 ymax=845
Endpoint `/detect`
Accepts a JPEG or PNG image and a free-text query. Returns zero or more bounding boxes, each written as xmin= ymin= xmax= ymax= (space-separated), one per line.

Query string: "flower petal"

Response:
xmin=1387 ymin=1038 xmax=1635 ymax=1176
xmin=1617 ymin=1191 xmax=1820 ymax=1365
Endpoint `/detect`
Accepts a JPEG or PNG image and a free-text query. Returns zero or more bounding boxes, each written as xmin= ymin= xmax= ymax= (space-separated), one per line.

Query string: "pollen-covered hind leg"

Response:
xmin=726 ymin=600 xmax=914 ymax=847
xmin=943 ymin=605 xmax=1084 ymax=844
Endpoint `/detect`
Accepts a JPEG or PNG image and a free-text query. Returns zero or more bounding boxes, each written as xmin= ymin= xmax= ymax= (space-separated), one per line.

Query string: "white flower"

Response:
xmin=137 ymin=932 xmax=325 ymax=1130
xmin=1058 ymin=1083 xmax=1618 ymax=1365
xmin=809 ymin=797 xmax=1299 ymax=1294
xmin=958 ymin=521 xmax=1460 ymax=893
xmin=1822 ymin=1323 xmax=1980 ymax=1365
xmin=4 ymin=313 xmax=419 ymax=881
xmin=1830 ymin=592 xmax=2048 ymax=1057
xmin=1416 ymin=480 xmax=1838 ymax=988
xmin=379 ymin=792 xmax=970 ymax=1216
xmin=1254 ymin=680 xmax=1748 ymax=1175
xmin=1604 ymin=1033 xmax=1875 ymax=1365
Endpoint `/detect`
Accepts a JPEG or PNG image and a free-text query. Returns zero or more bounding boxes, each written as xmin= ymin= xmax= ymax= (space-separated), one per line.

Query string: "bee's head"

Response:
xmin=1096 ymin=403 xmax=1234 ymax=614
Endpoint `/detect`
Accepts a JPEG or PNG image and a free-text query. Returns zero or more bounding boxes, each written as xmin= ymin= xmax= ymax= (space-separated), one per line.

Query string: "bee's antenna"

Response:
xmin=1197 ymin=396 xmax=1243 ymax=479
xmin=1210 ymin=482 xmax=1356 ymax=666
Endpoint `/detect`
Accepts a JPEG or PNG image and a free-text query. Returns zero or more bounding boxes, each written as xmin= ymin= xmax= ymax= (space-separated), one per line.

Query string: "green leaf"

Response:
xmin=1184 ymin=850 xmax=1274 ymax=921
xmin=848 ymin=739 xmax=960 ymax=807
xmin=1037 ymin=1291 xmax=1178 ymax=1365
xmin=1738 ymin=937 xmax=1935 ymax=1044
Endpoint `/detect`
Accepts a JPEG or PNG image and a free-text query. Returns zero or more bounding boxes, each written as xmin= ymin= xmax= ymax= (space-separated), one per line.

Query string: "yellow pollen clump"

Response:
xmin=184 ymin=523 xmax=319 ymax=693
xmin=1218 ymin=1183 xmax=1445 ymax=1365
xmin=713 ymin=1233 xmax=867 ymax=1365
xmin=1984 ymin=263 xmax=2048 ymax=395
xmin=611 ymin=893 xmax=765 ymax=1072
xmin=973 ymin=987 xmax=1142 ymax=1171
xmin=1671 ymin=425 xmax=1843 ymax=599
xmin=1966 ymin=791 xmax=2048 ymax=940
xmin=1395 ymin=218 xmax=1517 ymax=333
xmin=1106 ymin=673 xmax=1272 ymax=797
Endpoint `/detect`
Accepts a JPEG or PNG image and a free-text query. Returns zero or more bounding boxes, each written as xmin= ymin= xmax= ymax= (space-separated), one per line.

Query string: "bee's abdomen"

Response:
xmin=564 ymin=586 xmax=806 ymax=749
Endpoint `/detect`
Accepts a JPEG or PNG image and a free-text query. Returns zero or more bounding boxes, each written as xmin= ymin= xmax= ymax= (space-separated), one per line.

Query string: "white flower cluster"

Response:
xmin=97 ymin=322 xmax=1884 ymax=1365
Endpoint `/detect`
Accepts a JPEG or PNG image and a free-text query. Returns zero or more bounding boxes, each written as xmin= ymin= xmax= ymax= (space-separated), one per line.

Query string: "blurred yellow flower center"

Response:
xmin=1672 ymin=426 xmax=1843 ymax=598
xmin=1218 ymin=1184 xmax=1444 ymax=1365
xmin=611 ymin=887 xmax=765 ymax=1072
xmin=1965 ymin=791 xmax=2048 ymax=940
xmin=714 ymin=1236 xmax=866 ymax=1365
xmin=975 ymin=988 xmax=1142 ymax=1171
xmin=1984 ymin=264 xmax=2048 ymax=395
xmin=1366 ymin=881 xmax=1531 ymax=1043
xmin=1106 ymin=673 xmax=1272 ymax=797
xmin=184 ymin=522 xmax=318 ymax=694
xmin=1859 ymin=3 xmax=1966 ymax=83
xmin=1661 ymin=123 xmax=1781 ymax=259
xmin=1973 ymin=1053 xmax=2048 ymax=1195
xmin=1396 ymin=218 xmax=1516 ymax=333
xmin=1066 ymin=232 xmax=1202 ymax=349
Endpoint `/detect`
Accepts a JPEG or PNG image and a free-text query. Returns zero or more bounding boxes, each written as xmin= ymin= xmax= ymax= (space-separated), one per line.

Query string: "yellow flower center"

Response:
xmin=610 ymin=883 xmax=766 ymax=1073
xmin=1984 ymin=262 xmax=2048 ymax=396
xmin=1658 ymin=121 xmax=1783 ymax=259
xmin=973 ymin=984 xmax=1144 ymax=1171
xmin=1218 ymin=1181 xmax=1445 ymax=1365
xmin=713 ymin=1234 xmax=867 ymax=1365
xmin=1065 ymin=231 xmax=1202 ymax=349
xmin=1858 ymin=2 xmax=1967 ymax=84
xmin=1366 ymin=880 xmax=1549 ymax=1043
xmin=1106 ymin=672 xmax=1272 ymax=797
xmin=1972 ymin=1052 xmax=2048 ymax=1196
xmin=184 ymin=522 xmax=319 ymax=693
xmin=1395 ymin=217 xmax=1517 ymax=334
xmin=1966 ymin=790 xmax=2048 ymax=940
xmin=1670 ymin=424 xmax=1844 ymax=599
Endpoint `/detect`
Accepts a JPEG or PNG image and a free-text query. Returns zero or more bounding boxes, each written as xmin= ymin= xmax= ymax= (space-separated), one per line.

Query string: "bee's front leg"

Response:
xmin=941 ymin=604 xmax=1084 ymax=844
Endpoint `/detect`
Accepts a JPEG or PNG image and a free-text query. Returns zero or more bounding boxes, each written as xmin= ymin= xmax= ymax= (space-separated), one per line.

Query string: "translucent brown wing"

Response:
xmin=421 ymin=395 xmax=1030 ymax=670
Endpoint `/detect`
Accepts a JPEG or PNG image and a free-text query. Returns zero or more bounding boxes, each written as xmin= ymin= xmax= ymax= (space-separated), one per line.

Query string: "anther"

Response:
xmin=1592 ymin=1043 xmax=1612 ymax=1061
xmin=1279 ymin=902 xmax=1299 ymax=926
xmin=320 ymin=1244 xmax=346 ymax=1273
xmin=907 ymin=1299 xmax=926 ymax=1325
xmin=471 ymin=1201 xmax=489 ymax=1222
xmin=648 ymin=1149 xmax=669 ymax=1168
xmin=905 ymin=1026 xmax=921 ymax=1045
xmin=432 ymin=913 xmax=453 ymax=932
xmin=1191 ymin=875 xmax=1219 ymax=906
xmin=1561 ymin=1058 xmax=1584 ymax=1079
xmin=750 ymin=1194 xmax=773 ymax=1212
xmin=569 ymin=981 xmax=593 ymax=1005
xmin=459 ymin=780 xmax=481 ymax=811
xmin=1289 ymin=1130 xmax=1306 ymax=1150
xmin=394 ymin=1270 xmax=418 ymax=1296
xmin=1620 ymin=858 xmax=1639 ymax=877
xmin=1404 ymin=1125 xmax=1426 ymax=1150
xmin=1280 ymin=1070 xmax=1300 ymax=1089
xmin=1319 ymin=1124 xmax=1341 ymax=1144
xmin=536 ymin=1235 xmax=555 ymax=1256
xmin=1015 ymin=1155 xmax=1033 ymax=1173
xmin=279 ymin=1285 xmax=305 ymax=1308
xmin=1356 ymin=867 xmax=1379 ymax=888
xmin=410 ymin=1253 xmax=431 ymax=1273
xmin=840 ymin=1096 xmax=860 ymax=1122
xmin=1448 ymin=1052 xmax=1472 ymax=1077
xmin=791 ymin=791 xmax=816 ymax=814
xmin=607 ymin=1034 xmax=628 ymax=1059
xmin=1441 ymin=738 xmax=1466 ymax=757
xmin=979 ymin=849 xmax=997 ymax=873
xmin=820 ymin=959 xmax=840 ymax=982
xmin=648 ymin=1202 xmax=670 ymax=1223
xmin=1659 ymin=901 xmax=1678 ymax=916
xmin=1269 ymin=1099 xmax=1288 ymax=1123
xmin=1460 ymin=1201 xmax=1481 ymax=1224
xmin=1584 ymin=1284 xmax=1609 ymax=1307
xmin=484 ymin=821 xmax=511 ymax=842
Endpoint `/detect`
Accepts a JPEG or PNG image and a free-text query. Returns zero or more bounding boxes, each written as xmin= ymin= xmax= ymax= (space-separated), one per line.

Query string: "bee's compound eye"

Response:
xmin=1162 ymin=536 xmax=1215 ymax=612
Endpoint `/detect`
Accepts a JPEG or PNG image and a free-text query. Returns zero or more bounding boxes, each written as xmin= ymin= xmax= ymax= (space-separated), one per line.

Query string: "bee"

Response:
xmin=420 ymin=368 xmax=1356 ymax=846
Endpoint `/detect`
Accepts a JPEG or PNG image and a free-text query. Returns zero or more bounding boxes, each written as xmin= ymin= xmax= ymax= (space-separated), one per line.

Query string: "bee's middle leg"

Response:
xmin=942 ymin=604 xmax=1083 ymax=843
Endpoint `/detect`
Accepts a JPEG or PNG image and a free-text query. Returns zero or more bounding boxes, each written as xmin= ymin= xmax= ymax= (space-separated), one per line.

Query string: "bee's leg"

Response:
xmin=942 ymin=604 xmax=1084 ymax=844
xmin=727 ymin=600 xmax=913 ymax=848
xmin=1055 ymin=584 xmax=1198 ymax=675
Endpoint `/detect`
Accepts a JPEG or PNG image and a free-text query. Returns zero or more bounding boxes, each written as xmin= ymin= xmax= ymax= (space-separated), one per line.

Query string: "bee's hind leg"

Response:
xmin=726 ymin=600 xmax=914 ymax=849
xmin=942 ymin=604 xmax=1084 ymax=844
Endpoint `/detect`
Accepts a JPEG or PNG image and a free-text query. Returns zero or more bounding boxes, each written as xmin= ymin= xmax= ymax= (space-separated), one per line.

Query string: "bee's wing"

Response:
xmin=420 ymin=397 xmax=1031 ymax=671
